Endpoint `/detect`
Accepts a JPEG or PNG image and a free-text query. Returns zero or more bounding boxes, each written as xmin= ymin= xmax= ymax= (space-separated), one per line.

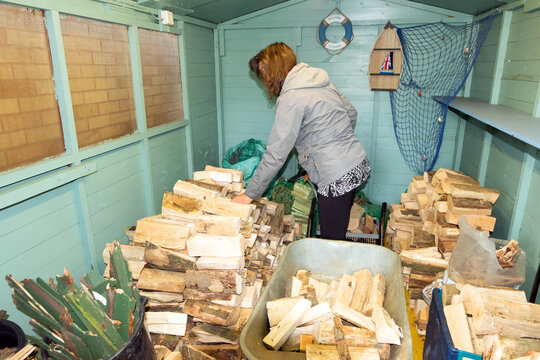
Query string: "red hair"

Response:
xmin=249 ymin=42 xmax=297 ymax=98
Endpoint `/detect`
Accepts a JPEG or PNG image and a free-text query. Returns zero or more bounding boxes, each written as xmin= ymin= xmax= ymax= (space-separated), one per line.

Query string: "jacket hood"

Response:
xmin=281 ymin=63 xmax=330 ymax=95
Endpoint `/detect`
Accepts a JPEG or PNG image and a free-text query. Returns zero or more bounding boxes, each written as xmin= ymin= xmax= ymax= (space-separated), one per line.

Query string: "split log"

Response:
xmin=162 ymin=192 xmax=203 ymax=221
xmin=186 ymin=269 xmax=243 ymax=295
xmin=305 ymin=344 xmax=380 ymax=360
xmin=447 ymin=196 xmax=492 ymax=215
xmin=139 ymin=292 xmax=183 ymax=305
xmin=194 ymin=170 xmax=233 ymax=183
xmin=202 ymin=197 xmax=252 ymax=221
xmin=332 ymin=302 xmax=375 ymax=332
xmin=282 ymin=325 xmax=315 ymax=352
xmin=444 ymin=183 xmax=500 ymax=203
xmin=144 ymin=242 xmax=196 ymax=272
xmin=445 ymin=211 xmax=496 ymax=231
xmin=263 ymin=298 xmax=311 ymax=350
xmin=299 ymin=301 xmax=332 ymax=326
xmin=350 ymin=269 xmax=373 ymax=313
xmin=184 ymin=300 xmax=240 ymax=326
xmin=103 ymin=260 xmax=146 ymax=280
xmin=173 ymin=180 xmax=220 ymax=200
xmin=186 ymin=179 xmax=227 ymax=197
xmin=372 ymin=306 xmax=402 ymax=345
xmin=194 ymin=215 xmax=241 ymax=236
xmin=137 ymin=268 xmax=186 ymax=294
xmin=188 ymin=344 xmax=242 ymax=360
xmin=332 ymin=274 xmax=356 ymax=307
xmin=308 ymin=277 xmax=330 ymax=304
xmin=364 ymin=274 xmax=386 ymax=316
xmin=188 ymin=322 xmax=239 ymax=344
xmin=313 ymin=318 xmax=377 ymax=347
xmin=196 ymin=256 xmax=245 ymax=271
xmin=146 ymin=311 xmax=187 ymax=336
xmin=163 ymin=352 xmax=182 ymax=360
xmin=102 ymin=243 xmax=145 ymax=264
xmin=187 ymin=233 xmax=245 ymax=258
xmin=443 ymin=303 xmax=474 ymax=353
xmin=183 ymin=288 xmax=239 ymax=305
xmin=181 ymin=344 xmax=216 ymax=360
xmin=466 ymin=294 xmax=540 ymax=338
xmin=205 ymin=165 xmax=243 ymax=182
xmin=348 ymin=204 xmax=365 ymax=231
xmin=399 ymin=247 xmax=448 ymax=273
xmin=267 ymin=297 xmax=306 ymax=327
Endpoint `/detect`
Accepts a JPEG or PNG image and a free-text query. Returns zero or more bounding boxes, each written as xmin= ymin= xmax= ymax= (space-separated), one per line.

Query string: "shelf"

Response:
xmin=444 ymin=97 xmax=540 ymax=150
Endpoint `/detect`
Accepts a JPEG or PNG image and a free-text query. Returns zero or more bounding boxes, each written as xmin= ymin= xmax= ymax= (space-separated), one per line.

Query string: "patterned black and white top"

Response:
xmin=317 ymin=158 xmax=372 ymax=197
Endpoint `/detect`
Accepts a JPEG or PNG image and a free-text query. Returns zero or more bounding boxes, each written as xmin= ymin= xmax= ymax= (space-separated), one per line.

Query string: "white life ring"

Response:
xmin=317 ymin=10 xmax=353 ymax=53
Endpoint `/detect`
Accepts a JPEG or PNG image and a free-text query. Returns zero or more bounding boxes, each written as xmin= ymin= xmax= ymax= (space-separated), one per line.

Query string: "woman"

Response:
xmin=232 ymin=42 xmax=370 ymax=240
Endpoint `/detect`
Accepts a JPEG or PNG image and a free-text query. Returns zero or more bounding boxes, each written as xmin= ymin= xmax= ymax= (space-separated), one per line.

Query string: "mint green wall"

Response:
xmin=217 ymin=0 xmax=471 ymax=204
xmin=456 ymin=6 xmax=540 ymax=301
xmin=0 ymin=1 xmax=217 ymax=330
xmin=184 ymin=23 xmax=220 ymax=170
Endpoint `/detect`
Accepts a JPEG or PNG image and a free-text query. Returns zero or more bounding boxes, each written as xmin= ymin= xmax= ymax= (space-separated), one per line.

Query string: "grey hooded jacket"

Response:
xmin=245 ymin=63 xmax=368 ymax=199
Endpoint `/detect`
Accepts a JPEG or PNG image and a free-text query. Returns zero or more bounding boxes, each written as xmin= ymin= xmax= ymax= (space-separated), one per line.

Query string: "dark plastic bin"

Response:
xmin=41 ymin=297 xmax=155 ymax=360
xmin=423 ymin=289 xmax=481 ymax=360
xmin=0 ymin=319 xmax=26 ymax=351
xmin=109 ymin=297 xmax=155 ymax=360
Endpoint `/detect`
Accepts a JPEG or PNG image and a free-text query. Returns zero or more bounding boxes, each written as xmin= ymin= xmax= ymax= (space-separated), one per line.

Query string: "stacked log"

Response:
xmin=446 ymin=284 xmax=540 ymax=359
xmin=387 ymin=168 xmax=499 ymax=256
xmin=386 ymin=168 xmax=500 ymax=335
xmin=261 ymin=269 xmax=400 ymax=360
xmin=103 ymin=166 xmax=296 ymax=359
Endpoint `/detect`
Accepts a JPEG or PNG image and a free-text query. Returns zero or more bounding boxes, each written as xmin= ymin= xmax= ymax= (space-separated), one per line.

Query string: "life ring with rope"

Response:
xmin=316 ymin=8 xmax=353 ymax=55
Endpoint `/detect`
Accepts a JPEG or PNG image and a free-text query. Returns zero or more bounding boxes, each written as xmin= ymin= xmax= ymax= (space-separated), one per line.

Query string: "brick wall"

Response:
xmin=138 ymin=28 xmax=183 ymax=128
xmin=0 ymin=5 xmax=65 ymax=171
xmin=61 ymin=15 xmax=137 ymax=147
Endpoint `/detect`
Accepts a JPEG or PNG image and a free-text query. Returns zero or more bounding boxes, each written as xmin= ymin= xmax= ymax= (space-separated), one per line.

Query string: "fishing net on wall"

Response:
xmin=390 ymin=15 xmax=496 ymax=173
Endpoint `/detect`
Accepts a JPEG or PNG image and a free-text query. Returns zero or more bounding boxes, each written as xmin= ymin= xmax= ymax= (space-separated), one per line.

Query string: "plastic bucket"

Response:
xmin=240 ymin=238 xmax=413 ymax=359
xmin=0 ymin=319 xmax=26 ymax=351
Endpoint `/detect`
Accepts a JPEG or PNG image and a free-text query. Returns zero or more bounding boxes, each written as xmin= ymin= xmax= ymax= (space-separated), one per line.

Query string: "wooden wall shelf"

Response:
xmin=438 ymin=96 xmax=540 ymax=150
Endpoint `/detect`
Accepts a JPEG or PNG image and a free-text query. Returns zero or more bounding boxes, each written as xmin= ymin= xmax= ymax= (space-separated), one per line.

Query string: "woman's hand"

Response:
xmin=232 ymin=193 xmax=253 ymax=204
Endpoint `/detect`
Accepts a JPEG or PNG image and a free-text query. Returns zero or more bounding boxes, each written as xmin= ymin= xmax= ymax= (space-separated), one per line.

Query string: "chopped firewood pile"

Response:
xmin=443 ymin=284 xmax=540 ymax=359
xmin=347 ymin=202 xmax=378 ymax=236
xmin=386 ymin=168 xmax=503 ymax=335
xmin=387 ymin=168 xmax=500 ymax=256
xmin=101 ymin=165 xmax=298 ymax=359
xmin=261 ymin=269 xmax=402 ymax=359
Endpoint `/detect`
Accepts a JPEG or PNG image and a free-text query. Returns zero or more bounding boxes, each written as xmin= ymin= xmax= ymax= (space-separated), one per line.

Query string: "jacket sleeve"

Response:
xmin=337 ymin=89 xmax=358 ymax=130
xmin=245 ymin=97 xmax=304 ymax=199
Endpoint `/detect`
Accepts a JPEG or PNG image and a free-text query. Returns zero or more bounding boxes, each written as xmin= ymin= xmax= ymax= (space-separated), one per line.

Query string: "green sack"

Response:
xmin=222 ymin=138 xmax=266 ymax=187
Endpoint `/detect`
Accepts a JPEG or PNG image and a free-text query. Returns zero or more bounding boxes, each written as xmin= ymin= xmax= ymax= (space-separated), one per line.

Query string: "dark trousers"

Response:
xmin=317 ymin=187 xmax=357 ymax=240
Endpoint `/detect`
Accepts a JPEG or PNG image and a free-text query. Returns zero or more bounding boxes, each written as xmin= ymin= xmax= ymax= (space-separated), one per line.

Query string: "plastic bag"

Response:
xmin=447 ymin=218 xmax=526 ymax=288
xmin=222 ymin=138 xmax=266 ymax=187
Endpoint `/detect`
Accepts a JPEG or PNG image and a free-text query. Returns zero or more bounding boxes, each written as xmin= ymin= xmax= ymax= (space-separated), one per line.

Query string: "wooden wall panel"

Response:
xmin=0 ymin=186 xmax=87 ymax=330
xmin=83 ymin=145 xmax=148 ymax=270
xmin=149 ymin=128 xmax=189 ymax=211
xmin=500 ymin=7 xmax=540 ymax=113
xmin=183 ymin=23 xmax=219 ymax=171
xmin=484 ymin=132 xmax=524 ymax=238
xmin=470 ymin=15 xmax=501 ymax=101
xmin=520 ymin=156 xmax=540 ymax=301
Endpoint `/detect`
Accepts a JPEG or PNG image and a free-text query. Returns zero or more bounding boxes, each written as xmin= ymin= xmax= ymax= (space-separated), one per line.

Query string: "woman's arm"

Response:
xmin=244 ymin=97 xmax=304 ymax=200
